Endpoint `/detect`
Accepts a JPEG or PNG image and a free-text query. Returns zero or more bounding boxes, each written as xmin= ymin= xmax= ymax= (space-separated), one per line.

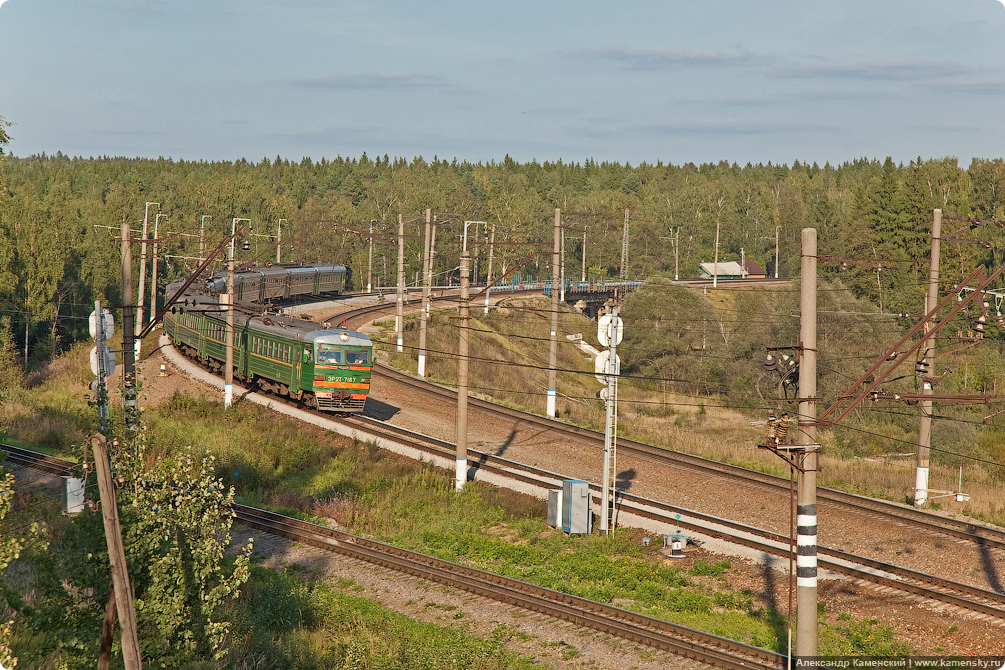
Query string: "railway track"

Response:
xmin=373 ymin=361 xmax=1005 ymax=554
xmin=325 ymin=300 xmax=1005 ymax=621
xmin=333 ymin=296 xmax=1005 ymax=555
xmin=0 ymin=442 xmax=784 ymax=670
xmin=334 ymin=415 xmax=1005 ymax=622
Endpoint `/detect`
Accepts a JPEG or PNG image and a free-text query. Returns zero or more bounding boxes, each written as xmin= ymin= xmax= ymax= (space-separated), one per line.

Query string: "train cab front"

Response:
xmin=307 ymin=330 xmax=372 ymax=412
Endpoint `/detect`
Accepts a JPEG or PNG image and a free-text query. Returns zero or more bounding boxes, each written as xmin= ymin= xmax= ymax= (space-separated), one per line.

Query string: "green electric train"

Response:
xmin=163 ymin=264 xmax=372 ymax=412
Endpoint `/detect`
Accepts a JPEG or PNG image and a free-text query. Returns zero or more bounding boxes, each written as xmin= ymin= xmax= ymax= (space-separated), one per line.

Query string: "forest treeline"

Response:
xmin=2 ymin=150 xmax=1005 ymax=366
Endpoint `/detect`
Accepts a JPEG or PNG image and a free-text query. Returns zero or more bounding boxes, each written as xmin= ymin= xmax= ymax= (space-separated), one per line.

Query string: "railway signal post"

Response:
xmin=597 ymin=306 xmax=622 ymax=535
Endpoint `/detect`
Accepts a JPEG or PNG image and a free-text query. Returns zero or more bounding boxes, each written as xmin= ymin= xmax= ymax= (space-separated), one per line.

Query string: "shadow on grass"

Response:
xmin=760 ymin=552 xmax=791 ymax=654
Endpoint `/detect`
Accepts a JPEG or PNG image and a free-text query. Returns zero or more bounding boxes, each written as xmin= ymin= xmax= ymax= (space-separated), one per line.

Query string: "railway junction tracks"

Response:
xmin=328 ymin=299 xmax=1005 ymax=624
xmin=1 ymin=442 xmax=784 ymax=670
xmin=359 ymin=364 xmax=1005 ymax=624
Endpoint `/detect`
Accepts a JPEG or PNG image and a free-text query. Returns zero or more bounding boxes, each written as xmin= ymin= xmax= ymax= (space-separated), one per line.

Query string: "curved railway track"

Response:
xmin=0 ymin=442 xmax=784 ymax=670
xmin=332 ymin=299 xmax=1005 ymax=555
xmin=374 ymin=361 xmax=1005 ymax=553
xmin=334 ymin=414 xmax=1005 ymax=622
xmin=322 ymin=299 xmax=1005 ymax=622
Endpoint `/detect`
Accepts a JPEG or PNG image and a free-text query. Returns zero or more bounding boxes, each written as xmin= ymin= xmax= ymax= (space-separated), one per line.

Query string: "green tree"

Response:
xmin=120 ymin=443 xmax=252 ymax=664
xmin=0 ymin=471 xmax=21 ymax=669
xmin=23 ymin=439 xmax=251 ymax=668
xmin=0 ymin=185 xmax=67 ymax=363
xmin=0 ymin=115 xmax=10 ymax=157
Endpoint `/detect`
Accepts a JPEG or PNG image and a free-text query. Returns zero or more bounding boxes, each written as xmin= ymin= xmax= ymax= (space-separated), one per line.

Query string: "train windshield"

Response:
xmin=346 ymin=350 xmax=369 ymax=365
xmin=316 ymin=345 xmax=341 ymax=364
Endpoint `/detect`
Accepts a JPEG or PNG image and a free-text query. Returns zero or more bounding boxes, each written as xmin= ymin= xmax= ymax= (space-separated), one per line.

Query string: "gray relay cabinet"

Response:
xmin=561 ymin=479 xmax=592 ymax=534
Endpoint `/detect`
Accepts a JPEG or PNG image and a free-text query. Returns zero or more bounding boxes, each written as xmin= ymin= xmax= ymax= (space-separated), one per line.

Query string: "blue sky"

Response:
xmin=2 ymin=0 xmax=1004 ymax=166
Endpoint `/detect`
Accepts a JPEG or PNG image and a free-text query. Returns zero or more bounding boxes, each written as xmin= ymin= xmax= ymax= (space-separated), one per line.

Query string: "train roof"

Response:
xmin=306 ymin=329 xmax=371 ymax=348
xmin=288 ymin=264 xmax=347 ymax=275
xmin=230 ymin=312 xmax=370 ymax=346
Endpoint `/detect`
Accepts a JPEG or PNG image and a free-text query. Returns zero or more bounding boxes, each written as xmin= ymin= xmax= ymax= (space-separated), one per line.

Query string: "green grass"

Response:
xmin=228 ymin=566 xmax=550 ymax=669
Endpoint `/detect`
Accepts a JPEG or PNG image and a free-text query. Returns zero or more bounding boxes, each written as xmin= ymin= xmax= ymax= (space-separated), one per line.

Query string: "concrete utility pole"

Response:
xmin=429 ymin=215 xmax=438 ymax=308
xmin=581 ymin=230 xmax=587 ymax=283
xmin=485 ymin=223 xmax=495 ymax=314
xmin=713 ymin=218 xmax=721 ymax=288
xmin=94 ymin=301 xmax=110 ymax=435
xmin=277 ymin=218 xmax=285 ymax=264
xmin=396 ymin=214 xmax=405 ymax=353
xmin=673 ymin=228 xmax=680 ymax=281
xmin=418 ymin=209 xmax=432 ymax=377
xmin=225 ymin=218 xmax=247 ymax=409
xmin=547 ymin=209 xmax=561 ymax=418
xmin=121 ymin=223 xmax=137 ymax=432
xmin=149 ymin=213 xmax=165 ymax=327
xmin=92 ymin=434 xmax=143 ymax=670
xmin=473 ymin=222 xmax=481 ymax=283
xmin=796 ymin=227 xmax=819 ymax=659
xmin=916 ymin=209 xmax=941 ymax=506
xmin=135 ymin=202 xmax=158 ymax=350
xmin=775 ymin=225 xmax=781 ymax=279
xmin=620 ymin=208 xmax=629 ymax=279
xmin=559 ymin=226 xmax=566 ymax=302
xmin=367 ymin=219 xmax=374 ymax=293
xmin=199 ymin=215 xmax=210 ymax=266
xmin=455 ymin=251 xmax=471 ymax=491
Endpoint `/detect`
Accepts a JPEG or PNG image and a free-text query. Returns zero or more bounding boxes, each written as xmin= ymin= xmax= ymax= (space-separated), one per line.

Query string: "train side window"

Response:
xmin=304 ymin=348 xmax=312 ymax=363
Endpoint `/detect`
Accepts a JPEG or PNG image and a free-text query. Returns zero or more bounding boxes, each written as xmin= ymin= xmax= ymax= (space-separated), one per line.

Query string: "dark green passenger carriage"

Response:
xmin=164 ymin=308 xmax=372 ymax=413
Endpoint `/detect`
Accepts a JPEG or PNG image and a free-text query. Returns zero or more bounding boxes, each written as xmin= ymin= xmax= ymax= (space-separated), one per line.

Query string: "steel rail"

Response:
xmin=232 ymin=505 xmax=786 ymax=670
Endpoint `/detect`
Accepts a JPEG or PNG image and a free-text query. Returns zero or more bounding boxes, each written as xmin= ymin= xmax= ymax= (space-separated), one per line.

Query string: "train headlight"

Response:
xmin=339 ymin=332 xmax=349 ymax=342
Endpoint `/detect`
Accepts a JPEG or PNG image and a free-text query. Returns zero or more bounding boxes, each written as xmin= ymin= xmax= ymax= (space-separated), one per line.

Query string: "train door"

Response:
xmin=299 ymin=343 xmax=313 ymax=394
xmin=292 ymin=343 xmax=303 ymax=393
